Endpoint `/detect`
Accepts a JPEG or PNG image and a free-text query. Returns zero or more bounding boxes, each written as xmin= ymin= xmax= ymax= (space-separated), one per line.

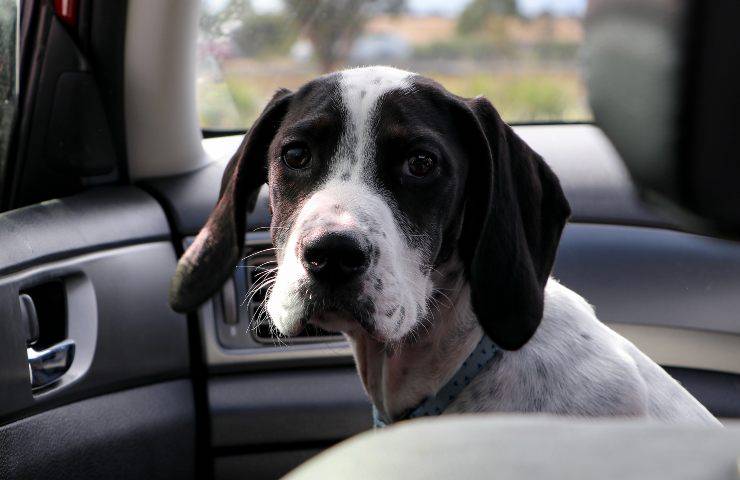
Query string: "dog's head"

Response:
xmin=170 ymin=66 xmax=570 ymax=350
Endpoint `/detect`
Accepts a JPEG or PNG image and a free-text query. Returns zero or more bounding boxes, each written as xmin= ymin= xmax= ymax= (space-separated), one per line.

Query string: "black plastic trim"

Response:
xmin=0 ymin=380 xmax=196 ymax=480
xmin=208 ymin=368 xmax=371 ymax=448
xmin=214 ymin=448 xmax=324 ymax=480
xmin=0 ymin=186 xmax=170 ymax=277
xmin=212 ymin=439 xmax=340 ymax=457
xmin=665 ymin=367 xmax=740 ymax=419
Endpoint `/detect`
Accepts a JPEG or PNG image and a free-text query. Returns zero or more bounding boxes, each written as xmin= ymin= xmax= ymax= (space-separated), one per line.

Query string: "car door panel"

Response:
xmin=209 ymin=369 xmax=370 ymax=448
xmin=208 ymin=369 xmax=369 ymax=480
xmin=0 ymin=380 xmax=194 ymax=480
xmin=214 ymin=448 xmax=322 ymax=480
xmin=0 ymin=186 xmax=194 ymax=479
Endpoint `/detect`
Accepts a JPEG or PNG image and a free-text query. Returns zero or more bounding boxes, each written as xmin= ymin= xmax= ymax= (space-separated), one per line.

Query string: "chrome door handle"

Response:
xmin=27 ymin=340 xmax=75 ymax=391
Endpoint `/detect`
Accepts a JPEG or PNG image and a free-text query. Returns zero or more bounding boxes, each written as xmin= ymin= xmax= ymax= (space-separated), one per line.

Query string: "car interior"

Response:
xmin=0 ymin=0 xmax=738 ymax=479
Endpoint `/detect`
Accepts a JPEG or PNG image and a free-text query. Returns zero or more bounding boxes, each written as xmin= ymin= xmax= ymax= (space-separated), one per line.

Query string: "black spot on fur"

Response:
xmin=341 ymin=172 xmax=350 ymax=181
xmin=419 ymin=263 xmax=432 ymax=274
xmin=534 ymin=358 xmax=548 ymax=379
xmin=580 ymin=333 xmax=592 ymax=341
xmin=395 ymin=316 xmax=402 ymax=331
xmin=360 ymin=90 xmax=367 ymax=98
xmin=355 ymin=299 xmax=376 ymax=334
xmin=374 ymin=277 xmax=383 ymax=291
xmin=385 ymin=306 xmax=397 ymax=317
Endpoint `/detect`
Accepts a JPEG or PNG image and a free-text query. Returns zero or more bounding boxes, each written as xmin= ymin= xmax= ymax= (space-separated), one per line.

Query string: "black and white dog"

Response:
xmin=171 ymin=66 xmax=719 ymax=426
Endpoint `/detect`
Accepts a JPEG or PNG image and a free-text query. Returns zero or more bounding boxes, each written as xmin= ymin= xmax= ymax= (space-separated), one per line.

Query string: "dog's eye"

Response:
xmin=403 ymin=153 xmax=436 ymax=178
xmin=282 ymin=144 xmax=311 ymax=170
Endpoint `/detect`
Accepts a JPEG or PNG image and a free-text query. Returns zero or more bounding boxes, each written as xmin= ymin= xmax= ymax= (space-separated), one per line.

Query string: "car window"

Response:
xmin=0 ymin=0 xmax=18 ymax=172
xmin=197 ymin=0 xmax=591 ymax=130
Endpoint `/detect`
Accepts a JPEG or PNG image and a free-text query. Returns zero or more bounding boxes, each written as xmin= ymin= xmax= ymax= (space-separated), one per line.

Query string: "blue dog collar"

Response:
xmin=373 ymin=333 xmax=499 ymax=428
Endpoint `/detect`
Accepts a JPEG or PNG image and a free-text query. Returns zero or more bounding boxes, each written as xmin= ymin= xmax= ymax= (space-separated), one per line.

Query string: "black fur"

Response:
xmin=456 ymin=93 xmax=571 ymax=350
xmin=169 ymin=73 xmax=570 ymax=352
xmin=168 ymin=88 xmax=293 ymax=312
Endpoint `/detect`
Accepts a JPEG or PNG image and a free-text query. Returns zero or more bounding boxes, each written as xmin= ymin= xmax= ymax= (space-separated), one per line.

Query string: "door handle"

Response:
xmin=27 ymin=340 xmax=75 ymax=391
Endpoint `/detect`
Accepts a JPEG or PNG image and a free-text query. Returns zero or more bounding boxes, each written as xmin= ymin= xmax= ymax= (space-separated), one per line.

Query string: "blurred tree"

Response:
xmin=232 ymin=13 xmax=298 ymax=57
xmin=457 ymin=0 xmax=519 ymax=34
xmin=201 ymin=0 xmax=296 ymax=58
xmin=285 ymin=0 xmax=404 ymax=72
xmin=199 ymin=0 xmax=252 ymax=39
xmin=200 ymin=0 xmax=405 ymax=69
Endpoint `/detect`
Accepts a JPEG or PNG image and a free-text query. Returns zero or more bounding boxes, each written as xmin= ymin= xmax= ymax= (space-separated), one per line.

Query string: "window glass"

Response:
xmin=197 ymin=0 xmax=590 ymax=130
xmin=0 ymin=0 xmax=18 ymax=166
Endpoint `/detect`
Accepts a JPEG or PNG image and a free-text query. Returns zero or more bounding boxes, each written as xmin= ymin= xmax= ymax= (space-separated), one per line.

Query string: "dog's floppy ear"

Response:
xmin=169 ymin=88 xmax=293 ymax=313
xmin=459 ymin=96 xmax=570 ymax=350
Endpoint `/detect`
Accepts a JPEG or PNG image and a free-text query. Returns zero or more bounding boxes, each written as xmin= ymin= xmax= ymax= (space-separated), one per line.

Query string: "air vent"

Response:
xmin=242 ymin=245 xmax=342 ymax=344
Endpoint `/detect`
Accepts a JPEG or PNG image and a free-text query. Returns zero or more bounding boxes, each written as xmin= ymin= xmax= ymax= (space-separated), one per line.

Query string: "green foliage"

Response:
xmin=457 ymin=0 xmax=518 ymax=35
xmin=198 ymin=82 xmax=239 ymax=129
xmin=531 ymin=41 xmax=580 ymax=61
xmin=225 ymin=78 xmax=260 ymax=124
xmin=414 ymin=38 xmax=579 ymax=62
xmin=414 ymin=37 xmax=513 ymax=61
xmin=438 ymin=73 xmax=585 ymax=121
xmin=284 ymin=0 xmax=404 ymax=72
xmin=197 ymin=76 xmax=261 ymax=129
xmin=0 ymin=0 xmax=16 ymax=101
xmin=195 ymin=0 xmax=591 ymax=129
xmin=231 ymin=13 xmax=298 ymax=58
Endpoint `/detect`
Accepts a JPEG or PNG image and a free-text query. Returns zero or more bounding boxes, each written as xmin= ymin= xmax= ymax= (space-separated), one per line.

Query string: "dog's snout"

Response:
xmin=302 ymin=231 xmax=370 ymax=283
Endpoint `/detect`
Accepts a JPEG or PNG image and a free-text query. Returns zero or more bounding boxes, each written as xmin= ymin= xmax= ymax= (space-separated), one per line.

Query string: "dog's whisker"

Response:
xmin=250 ymin=225 xmax=291 ymax=232
xmin=237 ymin=261 xmax=278 ymax=270
xmin=252 ymin=268 xmax=278 ymax=282
xmin=240 ymin=246 xmax=285 ymax=262
xmin=246 ymin=272 xmax=276 ymax=291
xmin=251 ymin=271 xmax=277 ymax=284
xmin=243 ymin=277 xmax=277 ymax=307
xmin=432 ymin=289 xmax=455 ymax=310
xmin=245 ymin=285 xmax=272 ymax=304
xmin=256 ymin=284 xmax=291 ymax=350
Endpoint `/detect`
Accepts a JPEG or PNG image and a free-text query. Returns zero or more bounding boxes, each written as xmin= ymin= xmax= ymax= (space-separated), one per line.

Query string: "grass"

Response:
xmin=197 ymin=62 xmax=591 ymax=129
xmin=431 ymin=71 xmax=589 ymax=122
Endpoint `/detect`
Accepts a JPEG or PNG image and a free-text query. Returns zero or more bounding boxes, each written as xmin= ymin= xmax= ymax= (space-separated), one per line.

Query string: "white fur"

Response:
xmin=267 ymin=66 xmax=432 ymax=343
xmin=337 ymin=66 xmax=413 ymax=180
xmin=443 ymin=279 xmax=721 ymax=425
xmin=348 ymin=256 xmax=482 ymax=418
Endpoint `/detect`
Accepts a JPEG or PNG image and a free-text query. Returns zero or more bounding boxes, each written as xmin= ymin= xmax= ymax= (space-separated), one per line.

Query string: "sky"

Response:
xmin=205 ymin=0 xmax=588 ymax=18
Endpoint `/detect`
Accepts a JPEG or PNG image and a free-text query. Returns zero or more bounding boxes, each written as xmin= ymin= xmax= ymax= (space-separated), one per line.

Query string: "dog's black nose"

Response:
xmin=302 ymin=232 xmax=369 ymax=283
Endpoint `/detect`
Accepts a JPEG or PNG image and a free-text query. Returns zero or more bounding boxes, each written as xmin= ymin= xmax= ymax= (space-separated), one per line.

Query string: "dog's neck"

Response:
xmin=346 ymin=264 xmax=483 ymax=420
